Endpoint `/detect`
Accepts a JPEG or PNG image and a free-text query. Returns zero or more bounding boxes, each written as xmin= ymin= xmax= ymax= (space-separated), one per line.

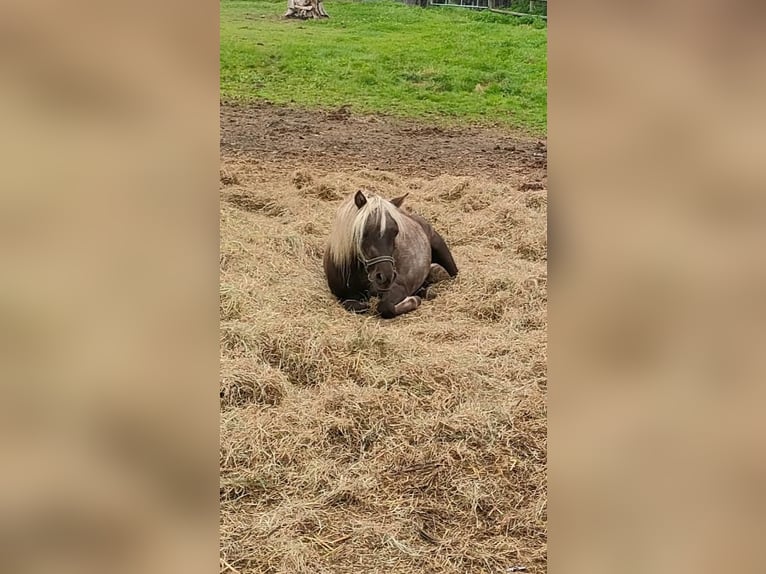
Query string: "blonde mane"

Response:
xmin=326 ymin=193 xmax=405 ymax=270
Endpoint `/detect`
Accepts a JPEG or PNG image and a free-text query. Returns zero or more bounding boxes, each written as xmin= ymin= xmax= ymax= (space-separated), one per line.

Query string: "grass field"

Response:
xmin=221 ymin=0 xmax=547 ymax=133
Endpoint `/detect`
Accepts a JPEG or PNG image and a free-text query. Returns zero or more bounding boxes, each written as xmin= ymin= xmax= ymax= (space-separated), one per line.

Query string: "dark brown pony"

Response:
xmin=323 ymin=190 xmax=458 ymax=318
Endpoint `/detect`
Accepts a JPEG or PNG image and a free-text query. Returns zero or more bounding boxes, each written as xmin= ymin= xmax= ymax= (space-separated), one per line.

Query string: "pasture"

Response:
xmin=220 ymin=2 xmax=547 ymax=573
xmin=221 ymin=0 xmax=547 ymax=134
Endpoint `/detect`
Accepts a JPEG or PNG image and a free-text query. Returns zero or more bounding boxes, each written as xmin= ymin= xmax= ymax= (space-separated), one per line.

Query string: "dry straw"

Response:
xmin=220 ymin=160 xmax=547 ymax=573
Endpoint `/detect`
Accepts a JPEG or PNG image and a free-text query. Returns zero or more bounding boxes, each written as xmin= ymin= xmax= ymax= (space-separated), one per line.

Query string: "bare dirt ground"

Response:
xmin=221 ymin=101 xmax=547 ymax=183
xmin=220 ymin=102 xmax=547 ymax=574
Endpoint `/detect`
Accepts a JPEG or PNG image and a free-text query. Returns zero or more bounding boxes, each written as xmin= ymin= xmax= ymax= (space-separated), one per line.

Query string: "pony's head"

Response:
xmin=353 ymin=190 xmax=409 ymax=291
xmin=327 ymin=190 xmax=409 ymax=292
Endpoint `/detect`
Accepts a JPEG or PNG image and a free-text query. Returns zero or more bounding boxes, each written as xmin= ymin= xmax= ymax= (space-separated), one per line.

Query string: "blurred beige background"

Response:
xmin=0 ymin=1 xmax=219 ymax=573
xmin=551 ymin=2 xmax=766 ymax=573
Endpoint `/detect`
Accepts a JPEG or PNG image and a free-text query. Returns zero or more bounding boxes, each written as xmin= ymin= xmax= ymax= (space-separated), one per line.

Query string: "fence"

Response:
xmin=405 ymin=0 xmax=547 ymax=19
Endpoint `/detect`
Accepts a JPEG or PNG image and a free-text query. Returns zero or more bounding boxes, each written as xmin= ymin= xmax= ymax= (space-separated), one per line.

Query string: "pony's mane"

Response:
xmin=326 ymin=193 xmax=405 ymax=269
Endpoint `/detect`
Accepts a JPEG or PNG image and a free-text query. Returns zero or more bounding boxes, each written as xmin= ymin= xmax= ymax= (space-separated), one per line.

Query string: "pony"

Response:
xmin=323 ymin=190 xmax=458 ymax=318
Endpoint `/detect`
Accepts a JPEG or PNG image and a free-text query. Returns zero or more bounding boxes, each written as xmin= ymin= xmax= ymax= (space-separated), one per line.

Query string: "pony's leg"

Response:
xmin=378 ymin=295 xmax=421 ymax=318
xmin=415 ymin=285 xmax=436 ymax=301
xmin=393 ymin=295 xmax=422 ymax=315
xmin=427 ymin=263 xmax=451 ymax=284
xmin=430 ymin=231 xmax=459 ymax=277
xmin=414 ymin=263 xmax=451 ymax=300
xmin=378 ymin=286 xmax=421 ymax=319
xmin=341 ymin=299 xmax=370 ymax=313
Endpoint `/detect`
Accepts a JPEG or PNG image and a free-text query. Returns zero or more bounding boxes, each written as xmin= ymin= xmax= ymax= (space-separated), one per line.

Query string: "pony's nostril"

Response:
xmin=375 ymin=272 xmax=385 ymax=283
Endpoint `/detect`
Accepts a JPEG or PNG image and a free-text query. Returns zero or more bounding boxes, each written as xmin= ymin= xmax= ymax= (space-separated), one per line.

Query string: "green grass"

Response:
xmin=221 ymin=0 xmax=547 ymax=134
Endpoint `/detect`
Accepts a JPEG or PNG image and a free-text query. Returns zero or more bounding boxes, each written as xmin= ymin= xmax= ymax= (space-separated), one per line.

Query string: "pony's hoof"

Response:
xmin=341 ymin=299 xmax=369 ymax=313
xmin=415 ymin=285 xmax=438 ymax=301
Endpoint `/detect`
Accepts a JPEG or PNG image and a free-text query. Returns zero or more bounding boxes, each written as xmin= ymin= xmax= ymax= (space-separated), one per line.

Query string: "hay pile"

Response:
xmin=220 ymin=158 xmax=547 ymax=573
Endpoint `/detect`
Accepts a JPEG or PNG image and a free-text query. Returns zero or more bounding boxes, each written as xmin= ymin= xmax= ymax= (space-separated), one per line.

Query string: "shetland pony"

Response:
xmin=323 ymin=190 xmax=458 ymax=318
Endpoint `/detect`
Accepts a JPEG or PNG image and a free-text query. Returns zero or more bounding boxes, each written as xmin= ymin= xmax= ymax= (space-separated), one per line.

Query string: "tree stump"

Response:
xmin=285 ymin=0 xmax=329 ymax=19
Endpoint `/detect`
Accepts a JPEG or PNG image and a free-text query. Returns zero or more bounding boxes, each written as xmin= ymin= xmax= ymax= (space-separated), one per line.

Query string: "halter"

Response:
xmin=360 ymin=255 xmax=396 ymax=270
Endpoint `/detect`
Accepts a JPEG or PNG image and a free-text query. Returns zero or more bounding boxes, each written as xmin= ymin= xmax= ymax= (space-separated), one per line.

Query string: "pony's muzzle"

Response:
xmin=370 ymin=269 xmax=397 ymax=291
xmin=362 ymin=255 xmax=397 ymax=291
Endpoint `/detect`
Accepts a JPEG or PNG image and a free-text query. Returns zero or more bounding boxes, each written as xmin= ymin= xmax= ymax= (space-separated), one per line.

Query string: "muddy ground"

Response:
xmin=221 ymin=101 xmax=547 ymax=184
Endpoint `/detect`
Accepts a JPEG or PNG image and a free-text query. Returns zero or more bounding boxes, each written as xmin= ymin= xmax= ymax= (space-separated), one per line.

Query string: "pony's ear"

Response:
xmin=390 ymin=193 xmax=409 ymax=208
xmin=354 ymin=190 xmax=367 ymax=209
